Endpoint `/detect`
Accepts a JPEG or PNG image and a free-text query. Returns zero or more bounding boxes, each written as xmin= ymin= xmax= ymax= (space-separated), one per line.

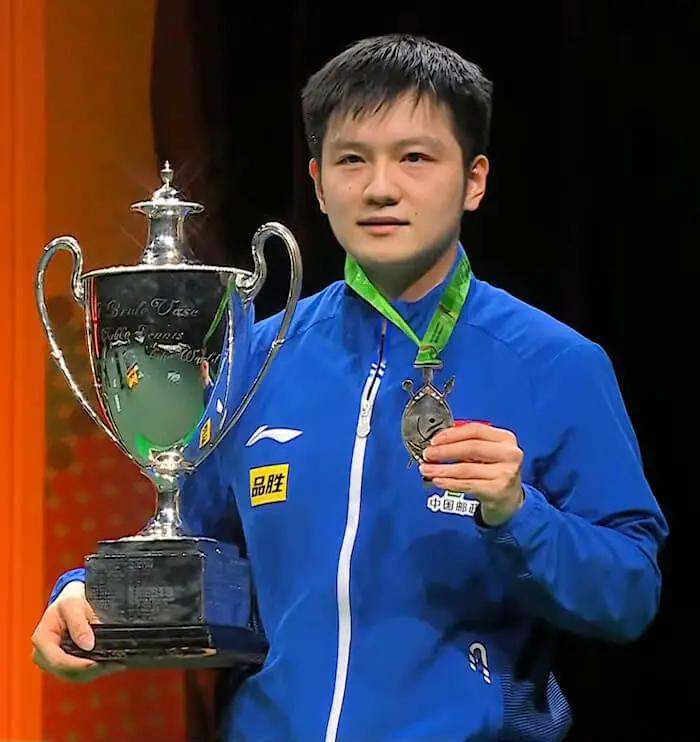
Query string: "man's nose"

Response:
xmin=363 ymin=163 xmax=400 ymax=205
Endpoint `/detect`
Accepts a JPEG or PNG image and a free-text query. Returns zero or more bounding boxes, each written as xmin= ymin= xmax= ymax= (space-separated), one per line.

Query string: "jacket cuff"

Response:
xmin=476 ymin=484 xmax=551 ymax=568
xmin=48 ymin=567 xmax=86 ymax=605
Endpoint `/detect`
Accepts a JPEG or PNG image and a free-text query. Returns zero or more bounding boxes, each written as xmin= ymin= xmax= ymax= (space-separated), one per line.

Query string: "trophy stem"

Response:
xmin=135 ymin=476 xmax=184 ymax=540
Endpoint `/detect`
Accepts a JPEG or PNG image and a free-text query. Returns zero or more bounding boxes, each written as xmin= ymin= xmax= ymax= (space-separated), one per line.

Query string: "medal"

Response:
xmin=401 ymin=364 xmax=454 ymax=470
xmin=345 ymin=249 xmax=472 ymax=483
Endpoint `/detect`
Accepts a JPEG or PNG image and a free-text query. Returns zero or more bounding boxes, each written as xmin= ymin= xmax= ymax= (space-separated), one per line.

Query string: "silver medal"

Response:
xmin=401 ymin=365 xmax=454 ymax=474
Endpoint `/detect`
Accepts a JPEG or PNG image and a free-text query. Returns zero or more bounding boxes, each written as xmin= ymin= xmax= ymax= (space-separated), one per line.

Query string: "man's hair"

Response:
xmin=301 ymin=34 xmax=493 ymax=164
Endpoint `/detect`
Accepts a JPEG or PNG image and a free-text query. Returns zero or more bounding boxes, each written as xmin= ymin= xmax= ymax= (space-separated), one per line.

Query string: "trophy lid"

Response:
xmin=131 ymin=162 xmax=205 ymax=266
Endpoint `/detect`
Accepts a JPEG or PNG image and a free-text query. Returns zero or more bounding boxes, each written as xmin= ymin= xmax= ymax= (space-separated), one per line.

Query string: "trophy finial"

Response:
xmin=151 ymin=161 xmax=178 ymax=201
xmin=130 ymin=161 xmax=205 ymax=266
xmin=160 ymin=161 xmax=173 ymax=188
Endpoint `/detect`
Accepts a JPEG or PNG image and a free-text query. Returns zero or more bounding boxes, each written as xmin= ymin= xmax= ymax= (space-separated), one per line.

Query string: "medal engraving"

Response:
xmin=401 ymin=366 xmax=454 ymax=470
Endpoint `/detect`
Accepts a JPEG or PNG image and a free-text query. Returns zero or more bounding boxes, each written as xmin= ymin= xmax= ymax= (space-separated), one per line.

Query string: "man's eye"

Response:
xmin=337 ymin=155 xmax=363 ymax=165
xmin=403 ymin=152 xmax=430 ymax=163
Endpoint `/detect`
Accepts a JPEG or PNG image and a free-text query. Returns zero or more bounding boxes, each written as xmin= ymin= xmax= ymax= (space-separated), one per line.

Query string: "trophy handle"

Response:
xmin=227 ymin=221 xmax=303 ymax=429
xmin=35 ymin=236 xmax=133 ymax=458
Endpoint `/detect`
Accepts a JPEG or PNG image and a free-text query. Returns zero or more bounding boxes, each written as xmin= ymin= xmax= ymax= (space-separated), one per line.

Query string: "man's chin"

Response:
xmin=345 ymin=243 xmax=420 ymax=270
xmin=348 ymin=247 xmax=437 ymax=276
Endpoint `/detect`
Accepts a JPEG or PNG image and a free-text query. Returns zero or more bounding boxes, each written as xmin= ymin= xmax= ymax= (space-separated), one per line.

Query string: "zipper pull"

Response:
xmin=356 ymin=398 xmax=372 ymax=438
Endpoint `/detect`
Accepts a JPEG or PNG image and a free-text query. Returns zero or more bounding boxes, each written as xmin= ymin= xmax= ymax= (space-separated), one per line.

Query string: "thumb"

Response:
xmin=60 ymin=598 xmax=95 ymax=652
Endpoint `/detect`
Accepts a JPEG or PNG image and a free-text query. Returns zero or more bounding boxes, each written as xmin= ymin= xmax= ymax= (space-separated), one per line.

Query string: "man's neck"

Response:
xmin=365 ymin=243 xmax=458 ymax=303
xmin=399 ymin=243 xmax=457 ymax=301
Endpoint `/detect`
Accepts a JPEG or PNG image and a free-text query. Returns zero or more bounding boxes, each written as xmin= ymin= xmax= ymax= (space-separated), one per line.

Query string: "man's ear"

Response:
xmin=463 ymin=154 xmax=489 ymax=212
xmin=309 ymin=158 xmax=327 ymax=214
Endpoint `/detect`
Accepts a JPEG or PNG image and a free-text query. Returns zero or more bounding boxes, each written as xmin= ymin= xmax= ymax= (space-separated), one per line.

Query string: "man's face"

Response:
xmin=309 ymin=94 xmax=488 ymax=273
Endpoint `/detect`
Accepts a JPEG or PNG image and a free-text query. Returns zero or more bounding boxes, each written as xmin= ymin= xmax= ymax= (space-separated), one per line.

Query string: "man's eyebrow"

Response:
xmin=391 ymin=136 xmax=445 ymax=150
xmin=327 ymin=136 xmax=445 ymax=151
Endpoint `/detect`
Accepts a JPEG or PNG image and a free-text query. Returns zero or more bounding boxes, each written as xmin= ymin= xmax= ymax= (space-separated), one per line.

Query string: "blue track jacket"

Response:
xmin=51 ymin=247 xmax=668 ymax=742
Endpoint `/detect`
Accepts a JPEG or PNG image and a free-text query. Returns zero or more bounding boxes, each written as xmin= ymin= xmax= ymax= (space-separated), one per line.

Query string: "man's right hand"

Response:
xmin=31 ymin=581 xmax=126 ymax=682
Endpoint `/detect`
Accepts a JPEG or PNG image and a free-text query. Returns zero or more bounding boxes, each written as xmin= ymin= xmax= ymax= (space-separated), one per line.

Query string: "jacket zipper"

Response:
xmin=324 ymin=320 xmax=387 ymax=742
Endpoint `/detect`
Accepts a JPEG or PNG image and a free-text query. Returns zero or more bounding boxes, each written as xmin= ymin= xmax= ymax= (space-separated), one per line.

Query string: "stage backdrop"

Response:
xmin=2 ymin=1 xmax=681 ymax=741
xmin=42 ymin=2 xmax=191 ymax=740
xmin=0 ymin=0 xmax=46 ymax=740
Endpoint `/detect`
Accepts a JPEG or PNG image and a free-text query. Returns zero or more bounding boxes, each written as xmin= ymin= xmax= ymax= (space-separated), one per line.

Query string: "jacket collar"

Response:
xmin=343 ymin=243 xmax=469 ymax=338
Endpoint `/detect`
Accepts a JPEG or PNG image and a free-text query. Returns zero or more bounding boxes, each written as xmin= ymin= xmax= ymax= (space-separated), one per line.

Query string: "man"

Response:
xmin=32 ymin=34 xmax=668 ymax=742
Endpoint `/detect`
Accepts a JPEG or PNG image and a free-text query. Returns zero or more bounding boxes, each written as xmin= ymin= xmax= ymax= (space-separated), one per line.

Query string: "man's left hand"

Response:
xmin=420 ymin=422 xmax=525 ymax=527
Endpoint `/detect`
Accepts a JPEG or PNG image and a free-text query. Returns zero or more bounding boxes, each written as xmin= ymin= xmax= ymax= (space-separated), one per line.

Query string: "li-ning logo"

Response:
xmin=468 ymin=641 xmax=491 ymax=684
xmin=246 ymin=425 xmax=303 ymax=447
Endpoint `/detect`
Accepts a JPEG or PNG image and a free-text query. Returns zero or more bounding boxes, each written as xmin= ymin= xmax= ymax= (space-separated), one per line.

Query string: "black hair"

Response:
xmin=301 ymin=34 xmax=493 ymax=165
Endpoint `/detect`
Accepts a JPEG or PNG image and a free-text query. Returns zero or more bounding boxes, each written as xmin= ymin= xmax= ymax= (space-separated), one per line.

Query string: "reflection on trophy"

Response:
xmin=35 ymin=162 xmax=303 ymax=668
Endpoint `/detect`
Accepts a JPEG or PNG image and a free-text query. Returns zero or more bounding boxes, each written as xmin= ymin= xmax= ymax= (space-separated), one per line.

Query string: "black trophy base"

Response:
xmin=61 ymin=536 xmax=268 ymax=669
xmin=62 ymin=623 xmax=268 ymax=669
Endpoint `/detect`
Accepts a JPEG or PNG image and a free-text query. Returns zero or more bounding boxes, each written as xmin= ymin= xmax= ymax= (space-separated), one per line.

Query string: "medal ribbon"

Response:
xmin=344 ymin=251 xmax=472 ymax=366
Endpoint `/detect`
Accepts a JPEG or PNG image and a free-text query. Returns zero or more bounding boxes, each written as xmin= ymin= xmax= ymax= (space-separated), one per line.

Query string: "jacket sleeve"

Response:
xmin=478 ymin=341 xmax=668 ymax=643
xmin=179 ymin=443 xmax=243 ymax=545
xmin=47 ymin=444 xmax=241 ymax=605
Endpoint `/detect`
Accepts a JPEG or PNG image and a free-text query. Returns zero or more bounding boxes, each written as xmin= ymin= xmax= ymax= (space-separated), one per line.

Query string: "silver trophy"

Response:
xmin=35 ymin=162 xmax=302 ymax=668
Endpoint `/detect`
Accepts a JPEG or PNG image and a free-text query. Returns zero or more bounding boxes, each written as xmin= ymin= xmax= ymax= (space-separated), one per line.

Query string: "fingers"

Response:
xmin=431 ymin=421 xmax=510 ymax=445
xmin=32 ymin=580 xmax=128 ymax=682
xmin=423 ymin=439 xmax=509 ymax=464
xmin=32 ymin=617 xmax=126 ymax=680
xmin=31 ymin=609 xmax=98 ymax=675
xmin=32 ymin=586 xmax=102 ymax=678
xmin=425 ymin=476 xmax=480 ymax=493
xmin=31 ymin=642 xmax=97 ymax=673
xmin=420 ymin=461 xmax=493 ymax=482
xmin=33 ymin=641 xmax=124 ymax=682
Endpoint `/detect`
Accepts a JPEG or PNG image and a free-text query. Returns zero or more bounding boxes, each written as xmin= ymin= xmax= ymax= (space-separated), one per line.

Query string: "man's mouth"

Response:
xmin=357 ymin=217 xmax=410 ymax=226
xmin=357 ymin=217 xmax=410 ymax=235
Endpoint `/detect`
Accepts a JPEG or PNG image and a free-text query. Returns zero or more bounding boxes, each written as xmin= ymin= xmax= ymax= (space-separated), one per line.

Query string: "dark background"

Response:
xmin=150 ymin=1 xmax=689 ymax=739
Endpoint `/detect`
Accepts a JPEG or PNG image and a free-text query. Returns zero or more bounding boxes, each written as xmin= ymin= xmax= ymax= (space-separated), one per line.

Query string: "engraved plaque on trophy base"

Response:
xmin=61 ymin=538 xmax=268 ymax=669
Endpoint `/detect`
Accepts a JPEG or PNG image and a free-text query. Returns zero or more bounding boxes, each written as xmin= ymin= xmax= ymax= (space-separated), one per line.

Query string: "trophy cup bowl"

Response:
xmin=35 ymin=163 xmax=302 ymax=668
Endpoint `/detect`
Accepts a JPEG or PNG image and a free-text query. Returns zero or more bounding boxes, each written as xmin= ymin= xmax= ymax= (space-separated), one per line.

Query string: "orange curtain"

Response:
xmin=0 ymin=0 xmax=46 ymax=739
xmin=41 ymin=3 xmax=188 ymax=741
xmin=0 ymin=1 xmax=187 ymax=740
